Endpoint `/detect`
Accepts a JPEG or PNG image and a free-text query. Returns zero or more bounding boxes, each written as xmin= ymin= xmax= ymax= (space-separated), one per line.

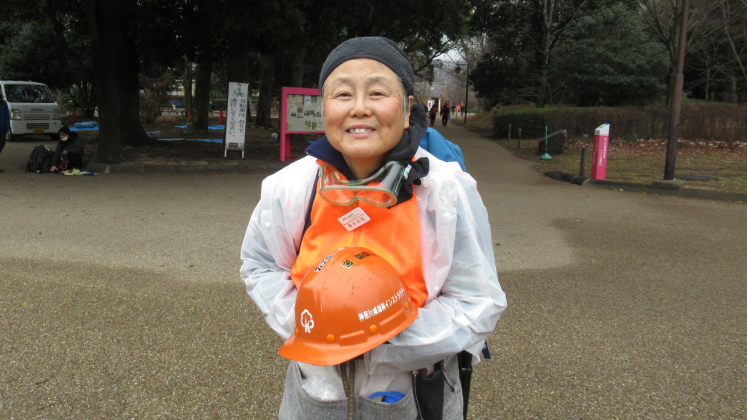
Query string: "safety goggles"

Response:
xmin=318 ymin=160 xmax=408 ymax=207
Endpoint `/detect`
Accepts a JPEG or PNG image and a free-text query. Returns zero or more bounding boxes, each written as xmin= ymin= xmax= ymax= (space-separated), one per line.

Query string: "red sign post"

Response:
xmin=591 ymin=124 xmax=610 ymax=180
xmin=280 ymin=87 xmax=325 ymax=161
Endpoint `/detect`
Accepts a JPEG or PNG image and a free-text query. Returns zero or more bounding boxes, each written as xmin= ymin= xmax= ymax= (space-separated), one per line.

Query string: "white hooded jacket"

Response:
xmin=240 ymin=148 xmax=507 ymax=398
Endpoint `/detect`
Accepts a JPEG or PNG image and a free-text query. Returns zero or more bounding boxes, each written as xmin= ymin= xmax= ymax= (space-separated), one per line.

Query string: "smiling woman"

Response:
xmin=322 ymin=59 xmax=412 ymax=179
xmin=240 ymin=36 xmax=506 ymax=420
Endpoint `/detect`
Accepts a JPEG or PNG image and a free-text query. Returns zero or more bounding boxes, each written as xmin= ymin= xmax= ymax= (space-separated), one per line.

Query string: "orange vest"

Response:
xmin=290 ymin=165 xmax=428 ymax=307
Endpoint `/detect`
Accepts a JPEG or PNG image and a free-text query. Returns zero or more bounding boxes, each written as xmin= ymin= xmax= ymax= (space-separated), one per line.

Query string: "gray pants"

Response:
xmin=279 ymin=355 xmax=464 ymax=420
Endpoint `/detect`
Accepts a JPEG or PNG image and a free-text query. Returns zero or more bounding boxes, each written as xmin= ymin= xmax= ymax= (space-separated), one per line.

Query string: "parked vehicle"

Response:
xmin=1 ymin=81 xmax=62 ymax=142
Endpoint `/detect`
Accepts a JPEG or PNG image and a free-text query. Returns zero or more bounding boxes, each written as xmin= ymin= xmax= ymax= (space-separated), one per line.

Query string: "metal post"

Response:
xmin=580 ymin=145 xmax=587 ymax=177
xmin=664 ymin=0 xmax=690 ymax=180
xmin=464 ymin=62 xmax=469 ymax=125
xmin=508 ymin=124 xmax=511 ymax=143
xmin=518 ymin=128 xmax=522 ymax=149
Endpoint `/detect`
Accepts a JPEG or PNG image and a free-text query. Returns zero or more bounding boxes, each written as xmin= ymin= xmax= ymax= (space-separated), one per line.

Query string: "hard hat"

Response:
xmin=278 ymin=247 xmax=418 ymax=366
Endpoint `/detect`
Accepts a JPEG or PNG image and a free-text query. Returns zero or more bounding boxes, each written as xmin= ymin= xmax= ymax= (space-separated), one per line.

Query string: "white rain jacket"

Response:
xmin=240 ymin=148 xmax=507 ymax=398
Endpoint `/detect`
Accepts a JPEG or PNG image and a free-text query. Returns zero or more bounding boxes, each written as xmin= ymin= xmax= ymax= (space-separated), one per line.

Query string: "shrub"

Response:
xmin=155 ymin=115 xmax=176 ymax=125
xmin=493 ymin=104 xmax=747 ymax=143
xmin=493 ymin=108 xmax=554 ymax=138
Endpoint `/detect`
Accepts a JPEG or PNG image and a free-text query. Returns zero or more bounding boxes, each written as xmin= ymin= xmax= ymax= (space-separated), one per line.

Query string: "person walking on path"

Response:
xmin=429 ymin=103 xmax=438 ymax=126
xmin=0 ymin=92 xmax=10 ymax=173
xmin=240 ymin=36 xmax=506 ymax=419
xmin=441 ymin=101 xmax=451 ymax=126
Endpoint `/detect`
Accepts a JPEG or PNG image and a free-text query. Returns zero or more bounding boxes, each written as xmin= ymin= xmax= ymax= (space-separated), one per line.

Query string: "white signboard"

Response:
xmin=225 ymin=81 xmax=248 ymax=157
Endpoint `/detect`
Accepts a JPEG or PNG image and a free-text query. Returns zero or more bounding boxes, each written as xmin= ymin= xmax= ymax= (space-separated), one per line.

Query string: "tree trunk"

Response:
xmin=227 ymin=30 xmax=253 ymax=123
xmin=535 ymin=0 xmax=553 ymax=108
xmin=85 ymin=0 xmax=150 ymax=163
xmin=184 ymin=60 xmax=193 ymax=116
xmin=666 ymin=67 xmax=676 ymax=106
xmin=193 ymin=41 xmax=214 ymax=131
xmin=289 ymin=46 xmax=306 ymax=143
xmin=290 ymin=46 xmax=305 ymax=86
xmin=255 ymin=52 xmax=275 ymax=128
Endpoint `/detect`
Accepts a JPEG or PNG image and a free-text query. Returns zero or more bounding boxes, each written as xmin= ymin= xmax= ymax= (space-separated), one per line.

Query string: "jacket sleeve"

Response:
xmin=365 ymin=170 xmax=507 ymax=375
xmin=0 ymin=102 xmax=10 ymax=131
xmin=239 ymin=159 xmax=317 ymax=340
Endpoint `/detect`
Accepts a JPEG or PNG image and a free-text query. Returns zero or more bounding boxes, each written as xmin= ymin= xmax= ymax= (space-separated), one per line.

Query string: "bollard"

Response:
xmin=580 ymin=144 xmax=587 ymax=177
xmin=71 ymin=107 xmax=77 ymax=124
xmin=219 ymin=109 xmax=224 ymax=124
xmin=591 ymin=124 xmax=610 ymax=180
xmin=518 ymin=128 xmax=522 ymax=149
xmin=508 ymin=124 xmax=512 ymax=143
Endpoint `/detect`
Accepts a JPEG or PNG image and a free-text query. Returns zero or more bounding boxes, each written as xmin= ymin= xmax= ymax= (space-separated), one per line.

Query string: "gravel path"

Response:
xmin=1 ymin=128 xmax=745 ymax=419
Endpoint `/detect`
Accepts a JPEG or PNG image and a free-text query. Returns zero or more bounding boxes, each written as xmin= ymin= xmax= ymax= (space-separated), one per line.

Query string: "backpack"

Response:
xmin=26 ymin=145 xmax=55 ymax=173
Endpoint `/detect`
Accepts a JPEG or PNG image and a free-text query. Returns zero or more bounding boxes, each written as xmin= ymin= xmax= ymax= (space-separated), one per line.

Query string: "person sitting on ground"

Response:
xmin=50 ymin=127 xmax=84 ymax=173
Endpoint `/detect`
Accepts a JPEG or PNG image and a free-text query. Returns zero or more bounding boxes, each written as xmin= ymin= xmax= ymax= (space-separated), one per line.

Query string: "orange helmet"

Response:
xmin=278 ymin=247 xmax=418 ymax=366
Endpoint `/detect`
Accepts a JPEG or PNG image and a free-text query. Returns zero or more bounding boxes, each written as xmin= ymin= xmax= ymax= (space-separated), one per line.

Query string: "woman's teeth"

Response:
xmin=349 ymin=128 xmax=374 ymax=134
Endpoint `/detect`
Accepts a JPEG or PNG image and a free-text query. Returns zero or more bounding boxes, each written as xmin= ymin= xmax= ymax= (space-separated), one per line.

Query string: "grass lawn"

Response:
xmin=454 ymin=112 xmax=747 ymax=195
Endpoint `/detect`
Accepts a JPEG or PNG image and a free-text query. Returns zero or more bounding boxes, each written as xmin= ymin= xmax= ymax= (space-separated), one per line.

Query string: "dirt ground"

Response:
xmin=453 ymin=113 xmax=747 ymax=194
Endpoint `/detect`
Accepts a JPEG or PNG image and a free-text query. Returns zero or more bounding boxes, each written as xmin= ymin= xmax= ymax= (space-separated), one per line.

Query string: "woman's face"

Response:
xmin=323 ymin=59 xmax=411 ymax=178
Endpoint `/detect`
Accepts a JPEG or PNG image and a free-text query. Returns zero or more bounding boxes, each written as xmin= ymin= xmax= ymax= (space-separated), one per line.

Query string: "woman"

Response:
xmin=240 ymin=37 xmax=506 ymax=419
xmin=50 ymin=127 xmax=84 ymax=172
xmin=440 ymin=101 xmax=450 ymax=126
xmin=429 ymin=103 xmax=438 ymax=126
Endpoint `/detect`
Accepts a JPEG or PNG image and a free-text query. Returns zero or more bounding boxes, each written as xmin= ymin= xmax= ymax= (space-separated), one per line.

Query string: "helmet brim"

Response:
xmin=278 ymin=305 xmax=418 ymax=366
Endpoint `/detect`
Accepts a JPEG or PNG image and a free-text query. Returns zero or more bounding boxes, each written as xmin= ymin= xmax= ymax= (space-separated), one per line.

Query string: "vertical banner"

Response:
xmin=591 ymin=123 xmax=610 ymax=180
xmin=225 ymin=82 xmax=248 ymax=158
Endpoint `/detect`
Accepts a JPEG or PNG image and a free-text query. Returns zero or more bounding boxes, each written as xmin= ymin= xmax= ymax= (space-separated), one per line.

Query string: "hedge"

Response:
xmin=493 ymin=104 xmax=747 ymax=143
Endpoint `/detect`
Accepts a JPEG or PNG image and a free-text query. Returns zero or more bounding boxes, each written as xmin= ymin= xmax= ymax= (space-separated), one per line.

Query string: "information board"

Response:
xmin=280 ymin=87 xmax=325 ymax=161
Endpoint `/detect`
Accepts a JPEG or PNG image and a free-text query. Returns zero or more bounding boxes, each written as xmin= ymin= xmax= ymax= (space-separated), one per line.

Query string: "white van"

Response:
xmin=1 ymin=81 xmax=63 ymax=141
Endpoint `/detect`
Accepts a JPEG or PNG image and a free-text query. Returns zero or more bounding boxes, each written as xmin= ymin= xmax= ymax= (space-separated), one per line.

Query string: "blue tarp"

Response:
xmin=69 ymin=126 xmax=99 ymax=131
xmin=157 ymin=138 xmax=222 ymax=143
xmin=174 ymin=125 xmax=225 ymax=130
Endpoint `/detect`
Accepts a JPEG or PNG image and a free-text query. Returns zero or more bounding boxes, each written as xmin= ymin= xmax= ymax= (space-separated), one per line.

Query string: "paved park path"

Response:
xmin=1 ymin=126 xmax=745 ymax=419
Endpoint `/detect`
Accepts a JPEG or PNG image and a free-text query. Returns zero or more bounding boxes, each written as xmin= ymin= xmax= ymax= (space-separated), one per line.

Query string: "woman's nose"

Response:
xmin=349 ymin=93 xmax=371 ymax=117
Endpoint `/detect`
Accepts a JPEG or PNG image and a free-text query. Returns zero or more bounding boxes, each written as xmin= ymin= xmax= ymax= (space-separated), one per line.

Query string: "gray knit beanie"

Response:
xmin=319 ymin=37 xmax=415 ymax=96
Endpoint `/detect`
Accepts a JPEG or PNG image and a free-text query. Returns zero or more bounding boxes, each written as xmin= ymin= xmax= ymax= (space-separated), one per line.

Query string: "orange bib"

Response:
xmin=291 ymin=168 xmax=428 ymax=307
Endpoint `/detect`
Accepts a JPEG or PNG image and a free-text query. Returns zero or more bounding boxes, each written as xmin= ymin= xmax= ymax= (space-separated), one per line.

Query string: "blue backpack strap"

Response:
xmin=419 ymin=128 xmax=467 ymax=172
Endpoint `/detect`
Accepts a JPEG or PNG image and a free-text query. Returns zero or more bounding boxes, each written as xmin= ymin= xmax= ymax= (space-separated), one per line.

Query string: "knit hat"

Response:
xmin=319 ymin=37 xmax=415 ymax=96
